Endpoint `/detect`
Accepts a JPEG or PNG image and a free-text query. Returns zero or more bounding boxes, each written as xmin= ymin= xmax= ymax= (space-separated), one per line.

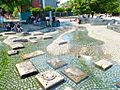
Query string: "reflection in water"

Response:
xmin=80 ymin=55 xmax=93 ymax=66
xmin=63 ymin=29 xmax=106 ymax=61
xmin=63 ymin=35 xmax=71 ymax=42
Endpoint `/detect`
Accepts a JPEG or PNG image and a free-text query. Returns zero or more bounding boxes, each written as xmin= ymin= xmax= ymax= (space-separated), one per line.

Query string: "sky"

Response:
xmin=60 ymin=0 xmax=68 ymax=4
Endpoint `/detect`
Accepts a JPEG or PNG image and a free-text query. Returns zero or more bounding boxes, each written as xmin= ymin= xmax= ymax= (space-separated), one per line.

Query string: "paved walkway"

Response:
xmin=79 ymin=24 xmax=120 ymax=64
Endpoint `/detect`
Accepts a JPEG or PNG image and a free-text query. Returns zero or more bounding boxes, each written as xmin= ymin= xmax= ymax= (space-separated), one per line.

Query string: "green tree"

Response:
xmin=12 ymin=7 xmax=19 ymax=17
xmin=0 ymin=0 xmax=31 ymax=13
xmin=65 ymin=8 xmax=72 ymax=13
xmin=61 ymin=0 xmax=120 ymax=14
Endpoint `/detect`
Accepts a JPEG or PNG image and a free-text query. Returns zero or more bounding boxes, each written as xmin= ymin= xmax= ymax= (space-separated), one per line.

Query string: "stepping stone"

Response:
xmin=36 ymin=70 xmax=64 ymax=90
xmin=29 ymin=40 xmax=38 ymax=43
xmin=16 ymin=61 xmax=38 ymax=79
xmin=4 ymin=32 xmax=16 ymax=35
xmin=22 ymin=32 xmax=31 ymax=36
xmin=115 ymin=82 xmax=120 ymax=88
xmin=21 ymin=50 xmax=45 ymax=60
xmin=63 ymin=67 xmax=88 ymax=84
xmin=95 ymin=60 xmax=113 ymax=70
xmin=13 ymin=38 xmax=28 ymax=42
xmin=55 ymin=40 xmax=67 ymax=45
xmin=43 ymin=35 xmax=53 ymax=39
xmin=11 ymin=43 xmax=24 ymax=50
xmin=0 ymin=34 xmax=3 ymax=36
xmin=32 ymin=32 xmax=44 ymax=36
xmin=29 ymin=36 xmax=37 ymax=39
xmin=47 ymin=58 xmax=67 ymax=69
xmin=8 ymin=50 xmax=19 ymax=56
xmin=64 ymin=87 xmax=73 ymax=90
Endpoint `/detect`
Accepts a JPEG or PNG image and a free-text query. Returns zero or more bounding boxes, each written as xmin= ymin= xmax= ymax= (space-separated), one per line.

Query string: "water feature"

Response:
xmin=0 ymin=22 xmax=120 ymax=90
xmin=60 ymin=22 xmax=73 ymax=27
xmin=107 ymin=24 xmax=120 ymax=33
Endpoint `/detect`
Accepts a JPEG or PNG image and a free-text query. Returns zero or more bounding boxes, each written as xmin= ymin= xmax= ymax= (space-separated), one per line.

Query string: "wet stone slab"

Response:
xmin=4 ymin=32 xmax=16 ymax=35
xmin=29 ymin=40 xmax=38 ymax=43
xmin=64 ymin=87 xmax=74 ymax=90
xmin=0 ymin=34 xmax=3 ymax=36
xmin=55 ymin=40 xmax=68 ymax=45
xmin=29 ymin=36 xmax=37 ymax=39
xmin=21 ymin=50 xmax=45 ymax=60
xmin=43 ymin=35 xmax=53 ymax=39
xmin=63 ymin=67 xmax=88 ymax=84
xmin=32 ymin=32 xmax=44 ymax=36
xmin=47 ymin=58 xmax=67 ymax=69
xmin=8 ymin=50 xmax=18 ymax=56
xmin=22 ymin=32 xmax=31 ymax=36
xmin=36 ymin=70 xmax=64 ymax=90
xmin=115 ymin=82 xmax=120 ymax=88
xmin=16 ymin=61 xmax=38 ymax=79
xmin=13 ymin=38 xmax=28 ymax=42
xmin=95 ymin=60 xmax=113 ymax=70
xmin=11 ymin=43 xmax=24 ymax=50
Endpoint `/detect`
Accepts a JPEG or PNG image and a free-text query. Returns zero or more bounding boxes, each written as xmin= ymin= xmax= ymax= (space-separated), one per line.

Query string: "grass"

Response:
xmin=0 ymin=46 xmax=9 ymax=80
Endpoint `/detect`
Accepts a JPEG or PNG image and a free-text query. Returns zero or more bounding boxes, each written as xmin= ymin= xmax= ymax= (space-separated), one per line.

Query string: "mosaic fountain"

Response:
xmin=0 ymin=24 xmax=120 ymax=90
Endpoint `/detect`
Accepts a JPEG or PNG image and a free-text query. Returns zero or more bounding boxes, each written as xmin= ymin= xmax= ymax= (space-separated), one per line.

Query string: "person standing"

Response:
xmin=16 ymin=23 xmax=22 ymax=32
xmin=0 ymin=14 xmax=4 ymax=23
xmin=6 ymin=23 xmax=11 ymax=31
xmin=91 ymin=11 xmax=94 ymax=18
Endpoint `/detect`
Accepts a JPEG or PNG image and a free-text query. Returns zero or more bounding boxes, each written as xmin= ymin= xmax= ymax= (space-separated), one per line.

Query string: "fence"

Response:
xmin=53 ymin=12 xmax=73 ymax=17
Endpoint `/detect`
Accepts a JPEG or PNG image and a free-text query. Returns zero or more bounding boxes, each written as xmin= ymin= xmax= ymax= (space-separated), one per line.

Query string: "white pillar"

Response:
xmin=49 ymin=11 xmax=52 ymax=27
xmin=42 ymin=0 xmax=46 ymax=8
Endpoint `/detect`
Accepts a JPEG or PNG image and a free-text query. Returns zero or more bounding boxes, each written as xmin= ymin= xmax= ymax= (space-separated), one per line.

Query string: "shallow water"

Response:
xmin=21 ymin=21 xmax=73 ymax=33
xmin=60 ymin=22 xmax=73 ymax=27
xmin=0 ymin=24 xmax=120 ymax=90
xmin=108 ymin=24 xmax=120 ymax=33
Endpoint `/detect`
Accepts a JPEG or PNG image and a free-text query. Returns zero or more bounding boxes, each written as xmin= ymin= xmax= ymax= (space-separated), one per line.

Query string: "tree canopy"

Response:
xmin=60 ymin=0 xmax=120 ymax=15
xmin=0 ymin=0 xmax=31 ymax=13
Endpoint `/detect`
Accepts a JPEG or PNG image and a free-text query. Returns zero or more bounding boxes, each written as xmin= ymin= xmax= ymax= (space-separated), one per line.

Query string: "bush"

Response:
xmin=30 ymin=8 xmax=41 ymax=16
xmin=55 ymin=7 xmax=64 ymax=12
xmin=44 ymin=6 xmax=52 ymax=12
xmin=52 ymin=8 xmax=55 ymax=12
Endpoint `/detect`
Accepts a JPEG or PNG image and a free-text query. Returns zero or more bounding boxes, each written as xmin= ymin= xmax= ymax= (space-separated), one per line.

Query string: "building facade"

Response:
xmin=43 ymin=0 xmax=57 ymax=8
xmin=32 ymin=0 xmax=58 ymax=8
xmin=32 ymin=0 xmax=40 ymax=8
